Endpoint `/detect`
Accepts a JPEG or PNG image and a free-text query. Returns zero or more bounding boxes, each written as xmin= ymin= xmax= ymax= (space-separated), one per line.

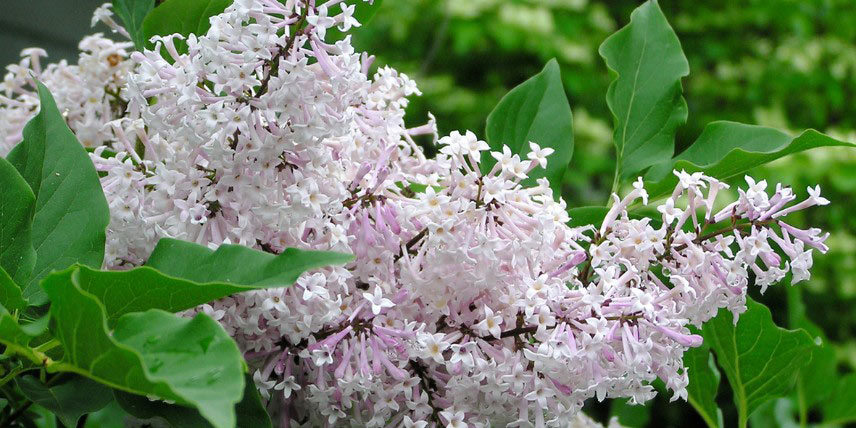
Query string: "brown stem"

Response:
xmin=255 ymin=9 xmax=308 ymax=100
xmin=672 ymin=219 xmax=771 ymax=253
xmin=408 ymin=360 xmax=443 ymax=424
xmin=394 ymin=228 xmax=428 ymax=262
xmin=230 ymin=3 xmax=309 ymax=151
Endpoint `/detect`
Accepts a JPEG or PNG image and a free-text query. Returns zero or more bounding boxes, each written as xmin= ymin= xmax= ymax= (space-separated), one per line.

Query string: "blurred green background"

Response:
xmin=4 ymin=0 xmax=856 ymax=426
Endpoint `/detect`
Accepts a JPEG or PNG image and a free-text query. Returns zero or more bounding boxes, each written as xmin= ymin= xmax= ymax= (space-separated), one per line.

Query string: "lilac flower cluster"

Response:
xmin=0 ymin=1 xmax=830 ymax=427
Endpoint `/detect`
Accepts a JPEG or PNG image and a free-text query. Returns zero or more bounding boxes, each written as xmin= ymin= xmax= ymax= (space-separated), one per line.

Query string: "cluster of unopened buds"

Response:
xmin=0 ymin=0 xmax=830 ymax=427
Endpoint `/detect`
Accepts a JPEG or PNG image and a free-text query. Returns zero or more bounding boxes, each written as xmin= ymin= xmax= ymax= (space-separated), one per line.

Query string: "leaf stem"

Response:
xmin=608 ymin=163 xmax=621 ymax=206
xmin=0 ymin=366 xmax=33 ymax=388
xmin=34 ymin=339 xmax=60 ymax=354
xmin=797 ymin=381 xmax=807 ymax=428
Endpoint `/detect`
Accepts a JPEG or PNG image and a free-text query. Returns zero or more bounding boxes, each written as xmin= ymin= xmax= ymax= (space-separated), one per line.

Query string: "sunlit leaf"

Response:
xmin=145 ymin=238 xmax=352 ymax=286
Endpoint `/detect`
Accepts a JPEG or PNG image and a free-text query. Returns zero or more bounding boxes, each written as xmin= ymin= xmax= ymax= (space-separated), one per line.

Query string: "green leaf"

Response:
xmin=114 ymin=372 xmax=273 ymax=428
xmin=42 ymin=269 xmax=245 ymax=428
xmin=794 ymin=321 xmax=834 ymax=416
xmin=684 ymin=341 xmax=724 ymax=428
xmin=748 ymin=398 xmax=802 ymax=428
xmin=142 ymin=0 xmax=231 ymax=54
xmin=0 ymin=156 xmax=36 ymax=287
xmin=0 ymin=310 xmax=49 ymax=365
xmin=599 ymin=0 xmax=689 ymax=179
xmin=703 ymin=298 xmax=816 ymax=428
xmin=567 ymin=206 xmax=612 ymax=228
xmin=0 ymin=267 xmax=27 ymax=313
xmin=16 ymin=375 xmax=113 ymax=428
xmin=396 ymin=181 xmax=444 ymax=194
xmin=58 ymin=239 xmax=349 ymax=326
xmin=112 ymin=0 xmax=156 ymax=50
xmin=146 ymin=237 xmax=352 ymax=285
xmin=785 ymin=286 xmax=835 ymax=414
xmin=6 ymin=82 xmax=110 ymax=305
xmin=327 ymin=0 xmax=385 ymax=40
xmin=481 ymin=59 xmax=573 ymax=198
xmin=81 ymin=400 xmax=128 ymax=428
xmin=822 ymin=374 xmax=856 ymax=425
xmin=609 ymin=398 xmax=651 ymax=427
xmin=644 ymin=122 xmax=856 ymax=199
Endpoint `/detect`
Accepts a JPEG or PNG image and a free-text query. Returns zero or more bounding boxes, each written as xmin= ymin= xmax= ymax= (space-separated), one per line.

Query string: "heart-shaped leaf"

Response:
xmin=703 ymin=298 xmax=816 ymax=428
xmin=481 ymin=59 xmax=574 ymax=198
xmin=42 ymin=268 xmax=245 ymax=428
xmin=599 ymin=0 xmax=689 ymax=179
xmin=785 ymin=286 xmax=836 ymax=414
xmin=6 ymin=82 xmax=110 ymax=304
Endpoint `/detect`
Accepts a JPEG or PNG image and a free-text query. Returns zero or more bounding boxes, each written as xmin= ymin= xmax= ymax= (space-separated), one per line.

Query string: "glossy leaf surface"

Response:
xmin=6 ymin=82 xmax=110 ymax=304
xmin=42 ymin=269 xmax=245 ymax=428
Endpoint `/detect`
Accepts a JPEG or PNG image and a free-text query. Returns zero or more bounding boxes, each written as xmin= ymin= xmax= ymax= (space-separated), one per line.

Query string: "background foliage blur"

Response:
xmin=350 ymin=0 xmax=856 ymax=425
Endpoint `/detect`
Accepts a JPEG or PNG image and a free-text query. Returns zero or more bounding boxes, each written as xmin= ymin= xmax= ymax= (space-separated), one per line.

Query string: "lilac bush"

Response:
xmin=0 ymin=1 xmax=850 ymax=427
